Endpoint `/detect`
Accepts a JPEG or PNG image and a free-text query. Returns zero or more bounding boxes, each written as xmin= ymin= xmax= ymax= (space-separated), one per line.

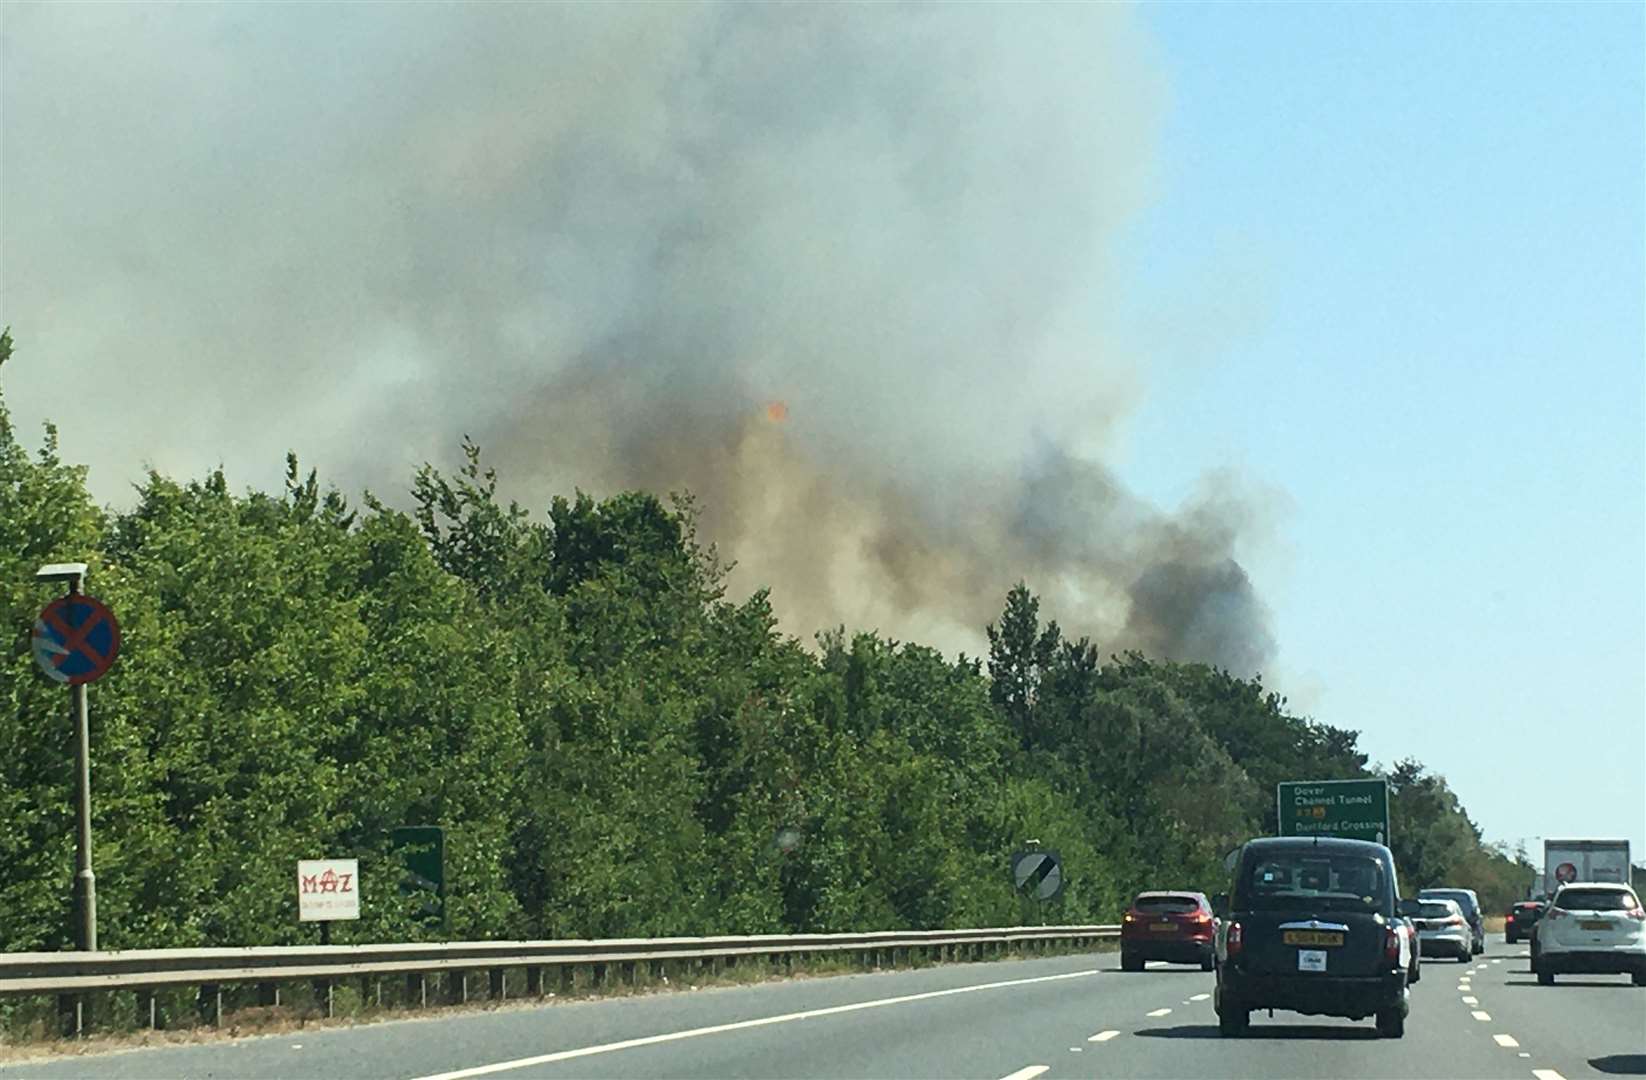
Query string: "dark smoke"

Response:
xmin=2 ymin=3 xmax=1277 ymax=672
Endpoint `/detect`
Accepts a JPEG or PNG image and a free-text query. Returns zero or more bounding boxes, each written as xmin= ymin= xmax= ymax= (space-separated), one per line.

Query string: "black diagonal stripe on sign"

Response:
xmin=1018 ymin=854 xmax=1056 ymax=892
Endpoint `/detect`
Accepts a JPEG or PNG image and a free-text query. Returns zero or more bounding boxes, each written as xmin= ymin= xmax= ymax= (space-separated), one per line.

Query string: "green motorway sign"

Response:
xmin=1277 ymin=779 xmax=1389 ymax=844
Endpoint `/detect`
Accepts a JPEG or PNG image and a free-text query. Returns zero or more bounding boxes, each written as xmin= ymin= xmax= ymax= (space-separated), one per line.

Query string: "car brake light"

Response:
xmin=1123 ymin=912 xmax=1136 ymax=923
xmin=1447 ymin=916 xmax=1466 ymax=928
xmin=1625 ymin=906 xmax=1645 ymax=921
xmin=1383 ymin=927 xmax=1400 ymax=963
xmin=1227 ymin=921 xmax=1243 ymax=958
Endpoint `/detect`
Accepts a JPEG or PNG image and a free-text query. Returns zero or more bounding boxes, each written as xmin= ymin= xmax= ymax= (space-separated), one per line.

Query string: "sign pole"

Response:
xmin=72 ymin=676 xmax=96 ymax=952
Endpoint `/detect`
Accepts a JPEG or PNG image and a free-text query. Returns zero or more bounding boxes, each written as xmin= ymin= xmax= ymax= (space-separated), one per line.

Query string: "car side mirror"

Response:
xmin=1211 ymin=893 xmax=1229 ymax=918
xmin=1396 ymin=898 xmax=1421 ymax=918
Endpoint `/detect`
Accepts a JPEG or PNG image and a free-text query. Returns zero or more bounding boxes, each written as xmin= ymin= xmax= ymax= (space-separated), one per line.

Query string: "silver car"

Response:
xmin=1419 ymin=887 xmax=1486 ymax=954
xmin=1412 ymin=898 xmax=1472 ymax=961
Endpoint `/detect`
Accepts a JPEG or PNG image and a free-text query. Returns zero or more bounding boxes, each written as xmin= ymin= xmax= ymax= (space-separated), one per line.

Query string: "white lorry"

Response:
xmin=1543 ymin=839 xmax=1632 ymax=895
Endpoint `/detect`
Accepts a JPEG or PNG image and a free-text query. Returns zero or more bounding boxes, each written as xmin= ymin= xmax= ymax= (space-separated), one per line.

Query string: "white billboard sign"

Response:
xmin=297 ymin=858 xmax=360 ymax=921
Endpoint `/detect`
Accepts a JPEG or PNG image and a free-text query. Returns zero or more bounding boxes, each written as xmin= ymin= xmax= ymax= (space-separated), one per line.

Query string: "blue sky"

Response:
xmin=1116 ymin=3 xmax=1645 ymax=855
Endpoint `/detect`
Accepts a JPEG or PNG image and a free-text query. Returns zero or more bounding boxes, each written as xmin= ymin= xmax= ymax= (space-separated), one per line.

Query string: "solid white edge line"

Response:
xmin=411 ymin=969 xmax=1100 ymax=1080
xmin=1145 ymin=1007 xmax=1172 ymax=1017
xmin=1000 ymin=1068 xmax=1050 ymax=1080
xmin=1088 ymin=1030 xmax=1121 ymax=1043
xmin=1493 ymin=1034 xmax=1519 ymax=1048
xmin=1472 ymin=1010 xmax=1492 ymax=1021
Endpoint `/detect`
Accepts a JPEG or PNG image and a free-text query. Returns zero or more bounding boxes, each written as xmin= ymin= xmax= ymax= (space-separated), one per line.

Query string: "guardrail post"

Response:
xmin=592 ymin=963 xmax=607 ymax=990
xmin=527 ymin=966 xmax=543 ymax=997
xmin=137 ymin=988 xmax=157 ymax=1030
xmin=57 ymin=993 xmax=84 ymax=1039
xmin=406 ymin=972 xmax=426 ymax=1009
xmin=558 ymin=965 xmax=574 ymax=996
xmin=621 ymin=961 xmax=636 ymax=987
xmin=257 ymin=982 xmax=279 ymax=1008
xmin=489 ymin=968 xmax=505 ymax=1001
xmin=198 ymin=984 xmax=222 ymax=1027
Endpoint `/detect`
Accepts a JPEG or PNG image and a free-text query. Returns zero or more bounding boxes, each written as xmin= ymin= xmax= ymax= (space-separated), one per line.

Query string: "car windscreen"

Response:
xmin=1235 ymin=852 xmax=1390 ymax=914
xmin=1134 ymin=895 xmax=1200 ymax=914
xmin=1421 ymin=890 xmax=1478 ymax=916
xmin=1554 ymin=888 xmax=1638 ymax=912
xmin=1416 ymin=901 xmax=1456 ymax=919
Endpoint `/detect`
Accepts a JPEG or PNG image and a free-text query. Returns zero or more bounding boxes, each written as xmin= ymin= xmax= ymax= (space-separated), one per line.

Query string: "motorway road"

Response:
xmin=4 ymin=936 xmax=1641 ymax=1079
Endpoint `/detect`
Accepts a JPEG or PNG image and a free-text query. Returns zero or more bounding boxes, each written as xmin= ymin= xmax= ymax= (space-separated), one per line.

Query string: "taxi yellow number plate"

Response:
xmin=1150 ymin=922 xmax=1175 ymax=932
xmin=1283 ymin=930 xmax=1344 ymax=947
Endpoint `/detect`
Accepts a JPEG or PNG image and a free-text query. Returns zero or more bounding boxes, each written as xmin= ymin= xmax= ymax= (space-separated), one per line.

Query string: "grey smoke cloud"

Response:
xmin=2 ymin=2 xmax=1274 ymax=671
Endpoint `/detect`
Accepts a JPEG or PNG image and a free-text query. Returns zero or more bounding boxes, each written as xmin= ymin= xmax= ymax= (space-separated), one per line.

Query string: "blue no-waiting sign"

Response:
xmin=33 ymin=594 xmax=121 ymax=685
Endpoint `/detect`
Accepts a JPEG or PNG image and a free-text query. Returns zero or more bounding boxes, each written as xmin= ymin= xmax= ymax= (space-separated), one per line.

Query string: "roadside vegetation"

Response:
xmin=1 ymin=328 xmax=1533 ymax=958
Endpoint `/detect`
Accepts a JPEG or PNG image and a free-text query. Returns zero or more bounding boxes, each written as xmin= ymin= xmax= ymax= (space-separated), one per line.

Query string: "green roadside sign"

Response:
xmin=1277 ymin=779 xmax=1390 ymax=844
xmin=388 ymin=825 xmax=445 ymax=926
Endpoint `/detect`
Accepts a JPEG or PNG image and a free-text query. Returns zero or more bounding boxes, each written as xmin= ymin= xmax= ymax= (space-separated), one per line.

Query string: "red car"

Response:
xmin=1121 ymin=891 xmax=1216 ymax=971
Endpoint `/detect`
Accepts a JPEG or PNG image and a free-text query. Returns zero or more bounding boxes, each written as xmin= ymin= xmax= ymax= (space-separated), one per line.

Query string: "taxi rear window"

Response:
xmin=1236 ymin=851 xmax=1389 ymax=913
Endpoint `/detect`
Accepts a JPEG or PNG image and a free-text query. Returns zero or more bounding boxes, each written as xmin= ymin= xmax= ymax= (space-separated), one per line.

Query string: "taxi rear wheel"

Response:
xmin=1375 ymin=1008 xmax=1405 ymax=1038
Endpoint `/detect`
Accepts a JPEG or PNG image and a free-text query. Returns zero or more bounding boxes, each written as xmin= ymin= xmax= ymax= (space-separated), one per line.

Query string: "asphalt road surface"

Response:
xmin=4 ymin=936 xmax=1641 ymax=1079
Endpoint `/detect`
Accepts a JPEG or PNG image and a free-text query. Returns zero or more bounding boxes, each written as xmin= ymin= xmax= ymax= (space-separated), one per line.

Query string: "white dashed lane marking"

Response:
xmin=1000 ymin=1068 xmax=1050 ymax=1080
xmin=1493 ymin=1034 xmax=1519 ymax=1048
xmin=1088 ymin=1030 xmax=1121 ymax=1043
xmin=1462 ymin=996 xmax=1479 ymax=1005
xmin=1188 ymin=993 xmax=1210 ymax=1002
xmin=1532 ymin=1070 xmax=1567 ymax=1080
xmin=1472 ymin=1010 xmax=1492 ymax=1021
xmin=1146 ymin=1007 xmax=1172 ymax=1017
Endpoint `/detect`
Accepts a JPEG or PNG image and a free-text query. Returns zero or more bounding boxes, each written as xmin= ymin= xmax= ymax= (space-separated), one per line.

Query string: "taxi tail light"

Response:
xmin=1226 ymin=921 xmax=1243 ymax=959
xmin=1383 ymin=927 xmax=1400 ymax=963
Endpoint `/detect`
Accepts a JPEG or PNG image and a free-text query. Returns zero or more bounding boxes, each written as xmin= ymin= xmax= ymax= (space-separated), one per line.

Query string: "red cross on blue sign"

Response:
xmin=33 ymin=594 xmax=121 ymax=685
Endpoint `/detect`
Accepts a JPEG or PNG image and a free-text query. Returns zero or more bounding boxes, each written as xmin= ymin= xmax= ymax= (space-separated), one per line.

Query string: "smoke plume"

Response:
xmin=1 ymin=3 xmax=1275 ymax=671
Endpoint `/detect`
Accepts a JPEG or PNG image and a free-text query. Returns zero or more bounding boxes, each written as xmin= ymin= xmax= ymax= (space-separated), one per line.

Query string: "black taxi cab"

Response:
xmin=1213 ymin=836 xmax=1415 ymax=1038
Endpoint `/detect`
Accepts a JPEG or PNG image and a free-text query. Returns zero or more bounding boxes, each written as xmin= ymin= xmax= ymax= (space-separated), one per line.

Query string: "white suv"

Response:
xmin=1531 ymin=882 xmax=1646 ymax=986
